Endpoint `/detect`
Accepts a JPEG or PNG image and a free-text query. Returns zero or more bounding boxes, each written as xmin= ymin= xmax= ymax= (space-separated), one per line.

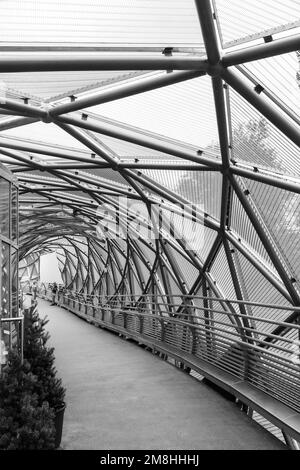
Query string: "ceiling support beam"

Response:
xmin=54 ymin=121 xmax=120 ymax=167
xmin=0 ymin=97 xmax=47 ymax=120
xmin=212 ymin=78 xmax=232 ymax=230
xmin=223 ymin=34 xmax=300 ymax=67
xmin=0 ymin=136 xmax=92 ymax=160
xmin=50 ymin=70 xmax=205 ymax=117
xmin=54 ymin=114 xmax=222 ymax=168
xmin=230 ymin=165 xmax=300 ymax=194
xmin=194 ymin=0 xmax=220 ymax=65
xmin=0 ymin=53 xmax=208 ymax=73
xmin=0 ymin=116 xmax=36 ymax=131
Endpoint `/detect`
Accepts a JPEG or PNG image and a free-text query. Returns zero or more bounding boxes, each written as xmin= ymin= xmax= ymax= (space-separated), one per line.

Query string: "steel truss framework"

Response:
xmin=1 ymin=0 xmax=300 ymax=447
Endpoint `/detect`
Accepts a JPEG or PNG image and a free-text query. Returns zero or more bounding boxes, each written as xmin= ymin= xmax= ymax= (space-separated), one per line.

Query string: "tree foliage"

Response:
xmin=0 ymin=353 xmax=56 ymax=450
xmin=0 ymin=305 xmax=66 ymax=449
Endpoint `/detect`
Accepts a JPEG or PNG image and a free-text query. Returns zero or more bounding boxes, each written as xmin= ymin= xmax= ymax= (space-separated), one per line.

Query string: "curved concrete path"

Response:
xmin=39 ymin=299 xmax=284 ymax=450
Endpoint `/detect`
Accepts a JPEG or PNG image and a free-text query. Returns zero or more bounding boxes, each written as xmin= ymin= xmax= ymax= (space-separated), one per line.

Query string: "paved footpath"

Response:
xmin=39 ymin=299 xmax=284 ymax=450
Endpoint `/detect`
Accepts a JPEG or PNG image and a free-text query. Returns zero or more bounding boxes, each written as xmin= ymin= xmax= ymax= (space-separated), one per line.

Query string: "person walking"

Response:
xmin=50 ymin=282 xmax=58 ymax=305
xmin=32 ymin=281 xmax=38 ymax=302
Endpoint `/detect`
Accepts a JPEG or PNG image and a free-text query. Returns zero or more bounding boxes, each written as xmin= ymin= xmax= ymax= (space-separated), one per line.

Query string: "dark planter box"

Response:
xmin=54 ymin=402 xmax=66 ymax=448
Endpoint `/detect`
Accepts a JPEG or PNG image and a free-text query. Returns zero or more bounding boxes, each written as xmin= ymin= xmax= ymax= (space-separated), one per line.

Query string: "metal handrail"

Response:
xmin=36 ymin=288 xmax=300 ymax=442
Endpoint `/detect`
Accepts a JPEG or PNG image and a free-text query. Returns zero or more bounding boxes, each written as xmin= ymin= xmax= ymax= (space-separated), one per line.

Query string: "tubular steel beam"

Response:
xmin=124 ymin=169 xmax=219 ymax=232
xmin=54 ymin=114 xmax=222 ymax=169
xmin=0 ymin=136 xmax=95 ymax=162
xmin=0 ymin=45 xmax=205 ymax=54
xmin=223 ymin=239 xmax=252 ymax=333
xmin=223 ymin=34 xmax=300 ymax=67
xmin=230 ymin=165 xmax=300 ymax=195
xmin=194 ymin=0 xmax=220 ymax=65
xmin=212 ymin=78 xmax=231 ymax=169
xmin=0 ymin=116 xmax=37 ymax=132
xmin=0 ymin=53 xmax=208 ymax=73
xmin=237 ymin=65 xmax=300 ymax=127
xmin=0 ymin=98 xmax=47 ymax=120
xmin=221 ymin=67 xmax=300 ymax=148
xmin=120 ymin=161 xmax=218 ymax=171
xmin=212 ymin=77 xmax=232 ymax=230
xmin=54 ymin=121 xmax=120 ymax=167
xmin=50 ymin=70 xmax=205 ymax=117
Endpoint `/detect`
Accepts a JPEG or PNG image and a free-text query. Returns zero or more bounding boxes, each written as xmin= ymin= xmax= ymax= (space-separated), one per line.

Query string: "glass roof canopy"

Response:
xmin=2 ymin=0 xmax=300 ymax=422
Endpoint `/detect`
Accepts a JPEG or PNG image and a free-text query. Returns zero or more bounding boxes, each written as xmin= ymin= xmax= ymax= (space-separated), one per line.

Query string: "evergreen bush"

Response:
xmin=23 ymin=306 xmax=66 ymax=409
xmin=0 ymin=352 xmax=56 ymax=450
xmin=0 ymin=305 xmax=66 ymax=449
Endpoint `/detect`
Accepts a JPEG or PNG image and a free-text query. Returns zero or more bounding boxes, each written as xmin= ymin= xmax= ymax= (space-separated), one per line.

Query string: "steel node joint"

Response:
xmin=111 ymin=162 xmax=120 ymax=171
xmin=40 ymin=105 xmax=53 ymax=123
xmin=41 ymin=112 xmax=52 ymax=124
xmin=206 ymin=62 xmax=224 ymax=78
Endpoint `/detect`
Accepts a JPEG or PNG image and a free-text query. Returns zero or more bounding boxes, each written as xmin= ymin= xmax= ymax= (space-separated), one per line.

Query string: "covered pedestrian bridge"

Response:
xmin=0 ymin=0 xmax=300 ymax=449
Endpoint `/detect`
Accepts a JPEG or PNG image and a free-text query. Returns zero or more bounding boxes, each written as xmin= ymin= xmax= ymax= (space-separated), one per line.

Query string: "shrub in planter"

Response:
xmin=23 ymin=305 xmax=66 ymax=447
xmin=23 ymin=306 xmax=66 ymax=410
xmin=0 ymin=352 xmax=56 ymax=450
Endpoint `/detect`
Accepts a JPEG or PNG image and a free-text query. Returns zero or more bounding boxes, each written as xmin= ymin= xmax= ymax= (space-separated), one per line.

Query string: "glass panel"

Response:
xmin=1 ymin=241 xmax=10 ymax=317
xmin=11 ymin=185 xmax=18 ymax=242
xmin=11 ymin=248 xmax=18 ymax=317
xmin=0 ymin=177 xmax=10 ymax=239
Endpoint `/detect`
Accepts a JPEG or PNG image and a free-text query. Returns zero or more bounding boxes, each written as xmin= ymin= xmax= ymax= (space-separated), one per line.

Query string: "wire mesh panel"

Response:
xmin=242 ymin=178 xmax=300 ymax=292
xmin=0 ymin=0 xmax=204 ymax=46
xmin=214 ymin=0 xmax=300 ymax=47
xmin=229 ymin=84 xmax=300 ymax=176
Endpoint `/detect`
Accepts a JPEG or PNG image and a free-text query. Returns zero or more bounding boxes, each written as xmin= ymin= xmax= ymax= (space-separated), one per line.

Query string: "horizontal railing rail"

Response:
xmin=37 ymin=287 xmax=300 ymax=444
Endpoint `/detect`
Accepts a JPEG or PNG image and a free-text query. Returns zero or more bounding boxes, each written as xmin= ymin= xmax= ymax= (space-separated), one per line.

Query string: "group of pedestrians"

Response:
xmin=50 ymin=282 xmax=58 ymax=305
xmin=27 ymin=281 xmax=61 ymax=306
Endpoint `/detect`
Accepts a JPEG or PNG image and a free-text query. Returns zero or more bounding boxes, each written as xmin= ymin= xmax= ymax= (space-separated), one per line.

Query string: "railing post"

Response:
xmin=190 ymin=325 xmax=197 ymax=356
xmin=159 ymin=318 xmax=165 ymax=343
xmin=139 ymin=314 xmax=143 ymax=335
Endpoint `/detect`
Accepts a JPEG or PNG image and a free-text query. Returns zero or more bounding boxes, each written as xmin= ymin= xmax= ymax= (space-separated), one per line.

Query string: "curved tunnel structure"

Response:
xmin=0 ymin=0 xmax=300 ymax=447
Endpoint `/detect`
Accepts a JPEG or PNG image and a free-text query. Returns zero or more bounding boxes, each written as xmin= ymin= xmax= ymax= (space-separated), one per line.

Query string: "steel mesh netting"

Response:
xmin=243 ymin=178 xmax=300 ymax=288
xmin=209 ymin=245 xmax=238 ymax=300
xmin=229 ymin=84 xmax=300 ymax=177
xmin=143 ymin=168 xmax=222 ymax=220
xmin=214 ymin=0 xmax=300 ymax=47
xmin=98 ymin=75 xmax=220 ymax=150
xmin=0 ymin=0 xmax=204 ymax=45
xmin=240 ymin=52 xmax=300 ymax=120
xmin=230 ymin=188 xmax=281 ymax=274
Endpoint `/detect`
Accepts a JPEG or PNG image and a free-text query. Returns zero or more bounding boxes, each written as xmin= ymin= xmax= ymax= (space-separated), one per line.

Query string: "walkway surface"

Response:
xmin=39 ymin=299 xmax=285 ymax=450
